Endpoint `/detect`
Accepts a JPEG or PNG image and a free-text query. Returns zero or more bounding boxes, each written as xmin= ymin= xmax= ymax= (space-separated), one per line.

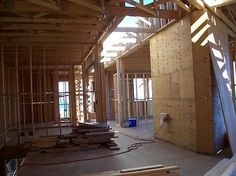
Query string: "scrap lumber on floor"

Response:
xmin=81 ymin=165 xmax=179 ymax=176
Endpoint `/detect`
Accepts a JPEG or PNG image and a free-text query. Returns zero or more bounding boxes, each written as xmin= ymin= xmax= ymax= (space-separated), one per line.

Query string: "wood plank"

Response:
xmin=121 ymin=0 xmax=156 ymax=16
xmin=203 ymin=0 xmax=236 ymax=7
xmin=121 ymin=165 xmax=164 ymax=173
xmin=23 ymin=0 xmax=60 ymax=10
xmin=0 ymin=17 xmax=99 ymax=25
xmin=188 ymin=0 xmax=204 ymax=10
xmin=174 ymin=0 xmax=191 ymax=13
xmin=209 ymin=41 xmax=236 ymax=154
xmin=68 ymin=0 xmax=102 ymax=12
xmin=114 ymin=27 xmax=155 ymax=33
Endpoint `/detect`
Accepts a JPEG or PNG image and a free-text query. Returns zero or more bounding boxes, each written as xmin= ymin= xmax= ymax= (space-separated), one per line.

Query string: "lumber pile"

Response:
xmin=60 ymin=122 xmax=119 ymax=150
xmin=81 ymin=165 xmax=179 ymax=176
xmin=204 ymin=155 xmax=236 ymax=176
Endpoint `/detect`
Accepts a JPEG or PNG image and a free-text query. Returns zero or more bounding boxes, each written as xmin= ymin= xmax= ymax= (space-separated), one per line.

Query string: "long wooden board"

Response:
xmin=209 ymin=41 xmax=236 ymax=154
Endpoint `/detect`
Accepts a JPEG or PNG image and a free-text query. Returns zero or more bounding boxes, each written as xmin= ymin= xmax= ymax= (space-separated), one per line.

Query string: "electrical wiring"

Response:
xmin=21 ymin=124 xmax=164 ymax=166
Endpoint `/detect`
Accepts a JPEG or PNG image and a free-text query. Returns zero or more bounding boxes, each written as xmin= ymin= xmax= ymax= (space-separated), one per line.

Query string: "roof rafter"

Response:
xmin=68 ymin=0 xmax=102 ymax=12
xmin=23 ymin=0 xmax=60 ymax=10
xmin=120 ymin=0 xmax=156 ymax=16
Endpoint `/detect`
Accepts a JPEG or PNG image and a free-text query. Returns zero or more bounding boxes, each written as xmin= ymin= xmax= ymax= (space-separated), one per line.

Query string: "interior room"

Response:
xmin=0 ymin=0 xmax=236 ymax=176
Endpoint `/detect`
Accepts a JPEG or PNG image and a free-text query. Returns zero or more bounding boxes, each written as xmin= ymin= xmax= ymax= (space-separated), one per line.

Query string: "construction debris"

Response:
xmin=81 ymin=165 xmax=179 ymax=176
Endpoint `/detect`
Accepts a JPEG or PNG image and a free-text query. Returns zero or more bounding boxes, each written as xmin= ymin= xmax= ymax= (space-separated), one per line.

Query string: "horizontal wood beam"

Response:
xmin=0 ymin=17 xmax=99 ymax=25
xmin=121 ymin=0 xmax=156 ymax=16
xmin=188 ymin=0 xmax=204 ymax=10
xmin=203 ymin=0 xmax=236 ymax=7
xmin=108 ymin=6 xmax=156 ymax=17
xmin=0 ymin=32 xmax=95 ymax=38
xmin=68 ymin=0 xmax=102 ymax=12
xmin=174 ymin=0 xmax=191 ymax=13
xmin=157 ymin=9 xmax=179 ymax=19
xmin=114 ymin=27 xmax=155 ymax=33
xmin=23 ymin=0 xmax=60 ymax=10
xmin=0 ymin=24 xmax=102 ymax=32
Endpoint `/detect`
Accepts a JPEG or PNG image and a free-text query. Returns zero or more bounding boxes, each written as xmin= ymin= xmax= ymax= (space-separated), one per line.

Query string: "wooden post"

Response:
xmin=94 ymin=45 xmax=107 ymax=123
xmin=135 ymin=74 xmax=139 ymax=126
xmin=56 ymin=46 xmax=61 ymax=134
xmin=39 ymin=66 xmax=43 ymax=127
xmin=16 ymin=45 xmax=21 ymax=143
xmin=116 ymin=58 xmax=127 ymax=126
xmin=21 ymin=70 xmax=26 ymax=128
xmin=29 ymin=46 xmax=35 ymax=138
xmin=43 ymin=45 xmax=48 ymax=135
xmin=143 ymin=73 xmax=147 ymax=123
xmin=1 ymin=45 xmax=7 ymax=144
xmin=82 ymin=66 xmax=88 ymax=122
xmin=126 ymin=73 xmax=131 ymax=118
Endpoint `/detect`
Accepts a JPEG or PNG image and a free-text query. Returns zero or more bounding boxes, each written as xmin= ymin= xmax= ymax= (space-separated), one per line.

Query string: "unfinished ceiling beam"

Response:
xmin=108 ymin=6 xmax=155 ymax=17
xmin=203 ymin=0 xmax=236 ymax=7
xmin=0 ymin=24 xmax=102 ymax=32
xmin=23 ymin=0 xmax=60 ymax=10
xmin=174 ymin=0 xmax=191 ymax=13
xmin=68 ymin=0 xmax=102 ymax=12
xmin=0 ymin=17 xmax=99 ymax=25
xmin=210 ymin=8 xmax=236 ymax=33
xmin=157 ymin=9 xmax=179 ymax=19
xmin=188 ymin=0 xmax=204 ymax=10
xmin=115 ymin=27 xmax=155 ymax=33
xmin=120 ymin=0 xmax=156 ymax=16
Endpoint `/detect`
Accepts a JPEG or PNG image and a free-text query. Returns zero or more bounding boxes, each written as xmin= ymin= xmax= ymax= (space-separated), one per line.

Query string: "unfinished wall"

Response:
xmin=151 ymin=10 xmax=233 ymax=154
xmin=150 ymin=16 xmax=197 ymax=151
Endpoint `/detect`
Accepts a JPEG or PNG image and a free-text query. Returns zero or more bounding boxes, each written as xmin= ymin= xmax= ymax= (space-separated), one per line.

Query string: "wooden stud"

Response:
xmin=21 ymin=70 xmax=26 ymax=129
xmin=43 ymin=45 xmax=48 ymax=135
xmin=1 ymin=45 xmax=7 ymax=144
xmin=15 ymin=45 xmax=21 ymax=143
xmin=29 ymin=46 xmax=35 ymax=138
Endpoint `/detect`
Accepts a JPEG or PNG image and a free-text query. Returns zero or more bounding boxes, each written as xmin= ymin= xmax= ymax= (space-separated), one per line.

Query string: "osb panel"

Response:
xmin=150 ymin=16 xmax=193 ymax=77
xmin=153 ymin=98 xmax=197 ymax=151
xmin=150 ymin=15 xmax=197 ymax=151
xmin=191 ymin=10 xmax=214 ymax=154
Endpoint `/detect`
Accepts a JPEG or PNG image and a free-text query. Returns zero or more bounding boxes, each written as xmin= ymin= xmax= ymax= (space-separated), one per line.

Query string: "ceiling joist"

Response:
xmin=120 ymin=0 xmax=156 ymax=16
xmin=23 ymin=0 xmax=60 ymax=10
xmin=174 ymin=0 xmax=191 ymax=13
xmin=67 ymin=0 xmax=103 ymax=12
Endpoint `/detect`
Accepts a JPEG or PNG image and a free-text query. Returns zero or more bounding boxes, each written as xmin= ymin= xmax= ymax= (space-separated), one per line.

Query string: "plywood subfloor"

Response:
xmin=18 ymin=119 xmax=224 ymax=176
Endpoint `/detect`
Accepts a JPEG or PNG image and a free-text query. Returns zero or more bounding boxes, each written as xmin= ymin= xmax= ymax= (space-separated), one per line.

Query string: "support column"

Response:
xmin=115 ymin=58 xmax=127 ymax=126
xmin=94 ymin=45 xmax=106 ymax=123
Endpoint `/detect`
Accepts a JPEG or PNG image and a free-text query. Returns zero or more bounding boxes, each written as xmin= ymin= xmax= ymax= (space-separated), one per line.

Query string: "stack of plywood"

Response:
xmin=81 ymin=165 xmax=179 ymax=176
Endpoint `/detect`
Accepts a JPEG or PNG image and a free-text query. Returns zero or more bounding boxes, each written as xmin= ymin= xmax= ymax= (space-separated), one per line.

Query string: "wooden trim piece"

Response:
xmin=68 ymin=0 xmax=102 ymax=12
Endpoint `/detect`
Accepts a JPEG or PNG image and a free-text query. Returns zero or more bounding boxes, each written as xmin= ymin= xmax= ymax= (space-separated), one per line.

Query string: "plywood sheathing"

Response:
xmin=150 ymin=15 xmax=197 ymax=151
xmin=190 ymin=10 xmax=214 ymax=154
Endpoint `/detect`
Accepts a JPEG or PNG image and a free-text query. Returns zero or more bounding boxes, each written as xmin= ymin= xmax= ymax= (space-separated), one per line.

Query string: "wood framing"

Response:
xmin=68 ymin=0 xmax=102 ymax=12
